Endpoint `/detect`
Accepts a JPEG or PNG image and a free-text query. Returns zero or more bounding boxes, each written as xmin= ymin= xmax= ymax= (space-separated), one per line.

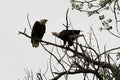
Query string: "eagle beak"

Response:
xmin=45 ymin=19 xmax=48 ymax=24
xmin=45 ymin=19 xmax=48 ymax=22
xmin=52 ymin=32 xmax=55 ymax=35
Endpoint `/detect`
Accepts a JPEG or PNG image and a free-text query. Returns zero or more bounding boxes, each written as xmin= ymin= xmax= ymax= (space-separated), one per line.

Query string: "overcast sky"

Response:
xmin=0 ymin=0 xmax=71 ymax=80
xmin=0 ymin=0 xmax=120 ymax=80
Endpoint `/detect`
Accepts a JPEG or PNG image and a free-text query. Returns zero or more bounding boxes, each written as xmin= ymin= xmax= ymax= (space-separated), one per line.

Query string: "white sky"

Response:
xmin=0 ymin=0 xmax=120 ymax=80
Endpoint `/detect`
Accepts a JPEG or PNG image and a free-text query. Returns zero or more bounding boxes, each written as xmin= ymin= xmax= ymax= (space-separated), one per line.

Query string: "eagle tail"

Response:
xmin=32 ymin=42 xmax=39 ymax=48
xmin=31 ymin=38 xmax=40 ymax=48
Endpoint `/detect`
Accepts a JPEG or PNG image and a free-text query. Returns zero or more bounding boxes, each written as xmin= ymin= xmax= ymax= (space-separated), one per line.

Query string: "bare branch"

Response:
xmin=52 ymin=64 xmax=103 ymax=80
xmin=40 ymin=43 xmax=67 ymax=71
xmin=113 ymin=0 xmax=120 ymax=35
xmin=90 ymin=27 xmax=100 ymax=54
xmin=27 ymin=13 xmax=32 ymax=30
xmin=98 ymin=46 xmax=120 ymax=58
xmin=18 ymin=30 xmax=116 ymax=71
xmin=63 ymin=8 xmax=69 ymax=30
xmin=18 ymin=29 xmax=31 ymax=39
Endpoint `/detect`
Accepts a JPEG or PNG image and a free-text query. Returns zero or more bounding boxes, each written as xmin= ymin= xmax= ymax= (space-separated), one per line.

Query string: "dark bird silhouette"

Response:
xmin=31 ymin=19 xmax=48 ymax=48
xmin=52 ymin=30 xmax=82 ymax=47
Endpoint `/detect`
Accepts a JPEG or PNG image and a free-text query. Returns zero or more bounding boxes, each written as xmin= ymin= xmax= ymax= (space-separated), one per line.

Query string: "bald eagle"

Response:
xmin=52 ymin=30 xmax=81 ymax=46
xmin=31 ymin=19 xmax=48 ymax=48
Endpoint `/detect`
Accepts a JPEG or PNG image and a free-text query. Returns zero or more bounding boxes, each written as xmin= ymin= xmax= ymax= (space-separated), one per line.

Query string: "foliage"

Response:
xmin=70 ymin=0 xmax=120 ymax=34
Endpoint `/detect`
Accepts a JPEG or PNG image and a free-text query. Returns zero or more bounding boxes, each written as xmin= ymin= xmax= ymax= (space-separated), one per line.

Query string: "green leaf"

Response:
xmin=99 ymin=27 xmax=103 ymax=31
xmin=106 ymin=26 xmax=112 ymax=30
xmin=116 ymin=52 xmax=120 ymax=60
xmin=104 ymin=6 xmax=109 ymax=10
xmin=88 ymin=3 xmax=93 ymax=9
xmin=102 ymin=21 xmax=108 ymax=26
xmin=88 ymin=11 xmax=94 ymax=17
xmin=107 ymin=18 xmax=112 ymax=23
xmin=99 ymin=15 xmax=105 ymax=20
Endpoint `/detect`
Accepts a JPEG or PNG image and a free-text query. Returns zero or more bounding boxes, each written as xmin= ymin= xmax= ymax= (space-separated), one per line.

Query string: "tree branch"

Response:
xmin=27 ymin=13 xmax=32 ymax=30
xmin=52 ymin=63 xmax=103 ymax=80
xmin=18 ymin=30 xmax=116 ymax=70
xmin=63 ymin=8 xmax=69 ymax=30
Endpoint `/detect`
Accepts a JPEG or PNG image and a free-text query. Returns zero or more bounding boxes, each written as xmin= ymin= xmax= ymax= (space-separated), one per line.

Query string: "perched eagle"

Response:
xmin=52 ymin=30 xmax=81 ymax=46
xmin=31 ymin=19 xmax=48 ymax=48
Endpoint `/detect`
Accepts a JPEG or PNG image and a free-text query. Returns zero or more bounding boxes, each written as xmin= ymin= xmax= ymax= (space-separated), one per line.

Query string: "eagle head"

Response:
xmin=52 ymin=32 xmax=60 ymax=38
xmin=39 ymin=19 xmax=48 ymax=25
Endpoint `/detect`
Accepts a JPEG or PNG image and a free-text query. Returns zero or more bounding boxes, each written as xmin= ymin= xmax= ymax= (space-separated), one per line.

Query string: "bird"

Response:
xmin=52 ymin=30 xmax=82 ymax=47
xmin=31 ymin=19 xmax=48 ymax=48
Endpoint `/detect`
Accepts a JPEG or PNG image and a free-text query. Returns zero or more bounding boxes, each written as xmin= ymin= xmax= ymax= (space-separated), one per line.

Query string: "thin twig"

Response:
xmin=40 ymin=43 xmax=67 ymax=71
xmin=90 ymin=27 xmax=100 ymax=54
xmin=27 ymin=13 xmax=32 ymax=30
xmin=98 ymin=46 xmax=120 ymax=58
xmin=113 ymin=0 xmax=120 ymax=35
xmin=49 ymin=55 xmax=55 ymax=78
xmin=18 ymin=29 xmax=31 ymax=39
xmin=63 ymin=8 xmax=69 ymax=30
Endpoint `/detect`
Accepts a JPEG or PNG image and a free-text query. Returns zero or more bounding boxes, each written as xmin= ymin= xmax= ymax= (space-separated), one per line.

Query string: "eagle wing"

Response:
xmin=31 ymin=21 xmax=46 ymax=47
xmin=59 ymin=30 xmax=80 ymax=46
xmin=31 ymin=21 xmax=45 ymax=39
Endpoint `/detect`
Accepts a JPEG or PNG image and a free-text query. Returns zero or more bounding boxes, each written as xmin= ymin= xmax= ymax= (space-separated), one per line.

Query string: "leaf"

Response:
xmin=106 ymin=26 xmax=112 ymax=30
xmin=88 ymin=3 xmax=93 ymax=9
xmin=88 ymin=11 xmax=94 ymax=17
xmin=99 ymin=15 xmax=105 ymax=20
xmin=107 ymin=18 xmax=112 ymax=23
xmin=116 ymin=52 xmax=120 ymax=60
xmin=99 ymin=27 xmax=103 ymax=31
xmin=102 ymin=21 xmax=107 ymax=26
